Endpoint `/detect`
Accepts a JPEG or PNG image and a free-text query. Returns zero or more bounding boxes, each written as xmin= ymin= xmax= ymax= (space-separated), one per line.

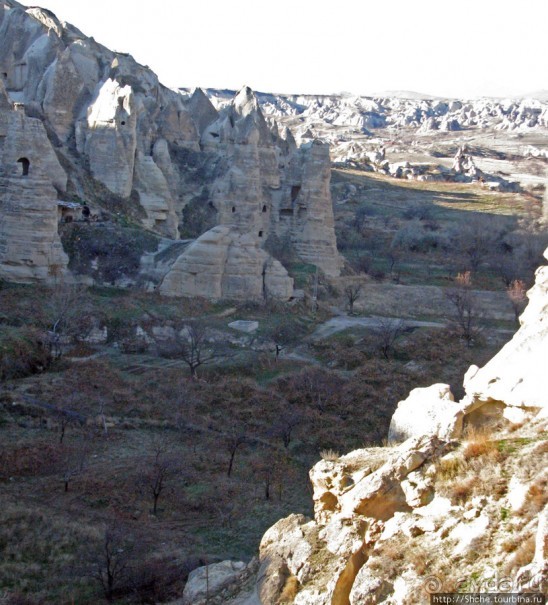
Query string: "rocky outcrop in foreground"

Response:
xmin=185 ymin=250 xmax=548 ymax=604
xmin=0 ymin=1 xmax=341 ymax=298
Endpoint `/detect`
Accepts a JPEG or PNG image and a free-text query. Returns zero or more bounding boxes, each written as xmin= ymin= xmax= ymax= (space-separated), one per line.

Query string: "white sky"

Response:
xmin=20 ymin=0 xmax=548 ymax=98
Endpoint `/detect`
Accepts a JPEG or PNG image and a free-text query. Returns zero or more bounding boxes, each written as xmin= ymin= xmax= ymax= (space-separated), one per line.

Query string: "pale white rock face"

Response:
xmin=464 ymin=250 xmax=548 ymax=413
xmin=286 ymin=141 xmax=343 ymax=277
xmin=388 ymin=383 xmax=463 ymax=443
xmin=40 ymin=41 xmax=100 ymax=142
xmin=0 ymin=4 xmax=342 ymax=295
xmin=337 ymin=436 xmax=445 ymax=521
xmin=133 ymin=151 xmax=179 ymax=238
xmin=349 ymin=567 xmax=386 ymax=605
xmin=201 ymin=86 xmax=342 ymax=282
xmin=449 ymin=512 xmax=490 ymax=556
xmin=84 ymin=78 xmax=137 ymax=198
xmin=1 ymin=98 xmax=66 ymax=191
xmin=159 ymin=226 xmax=294 ymax=300
xmin=0 ymin=98 xmax=68 ymax=282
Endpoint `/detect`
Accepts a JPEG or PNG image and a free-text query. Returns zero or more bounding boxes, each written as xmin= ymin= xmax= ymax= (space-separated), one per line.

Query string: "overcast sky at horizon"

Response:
xmin=20 ymin=0 xmax=548 ymax=99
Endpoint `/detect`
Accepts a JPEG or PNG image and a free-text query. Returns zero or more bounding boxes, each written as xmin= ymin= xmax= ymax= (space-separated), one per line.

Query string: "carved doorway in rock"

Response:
xmin=17 ymin=157 xmax=30 ymax=176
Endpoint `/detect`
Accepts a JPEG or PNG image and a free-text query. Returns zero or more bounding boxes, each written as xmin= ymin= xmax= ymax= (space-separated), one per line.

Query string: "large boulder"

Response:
xmin=388 ymin=384 xmax=463 ymax=443
xmin=181 ymin=560 xmax=247 ymax=605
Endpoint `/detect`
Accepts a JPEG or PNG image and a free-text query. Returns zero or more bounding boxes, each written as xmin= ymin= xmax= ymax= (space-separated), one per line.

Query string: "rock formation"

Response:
xmin=160 ymin=86 xmax=341 ymax=298
xmin=463 ymin=246 xmax=548 ymax=421
xmin=225 ymin=248 xmax=548 ymax=604
xmin=0 ymin=83 xmax=68 ymax=282
xmin=0 ymin=1 xmax=342 ymax=297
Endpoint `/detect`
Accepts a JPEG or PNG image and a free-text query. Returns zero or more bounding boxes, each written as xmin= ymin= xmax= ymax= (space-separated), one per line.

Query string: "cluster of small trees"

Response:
xmin=344 ymin=196 xmax=546 ymax=289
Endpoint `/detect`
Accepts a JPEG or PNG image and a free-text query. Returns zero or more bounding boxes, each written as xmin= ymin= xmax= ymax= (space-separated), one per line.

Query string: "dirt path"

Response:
xmin=311 ymin=314 xmax=444 ymax=341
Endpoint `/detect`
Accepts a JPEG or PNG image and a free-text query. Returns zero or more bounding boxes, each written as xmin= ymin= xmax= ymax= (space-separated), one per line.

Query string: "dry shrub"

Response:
xmin=0 ymin=442 xmax=62 ymax=479
xmin=320 ymin=449 xmax=340 ymax=461
xmin=501 ymin=536 xmax=519 ymax=553
xmin=407 ymin=546 xmax=431 ymax=575
xmin=0 ymin=326 xmax=51 ymax=380
xmin=463 ymin=439 xmax=497 ymax=460
xmin=448 ymin=476 xmax=479 ymax=505
xmin=368 ymin=541 xmax=405 ymax=580
xmin=518 ymin=478 xmax=547 ymax=517
xmin=279 ymin=575 xmax=300 ymax=603
xmin=126 ymin=555 xmax=188 ymax=603
xmin=462 ymin=428 xmax=500 ymax=462
xmin=504 ymin=535 xmax=536 ymax=574
xmin=436 ymin=455 xmax=466 ymax=482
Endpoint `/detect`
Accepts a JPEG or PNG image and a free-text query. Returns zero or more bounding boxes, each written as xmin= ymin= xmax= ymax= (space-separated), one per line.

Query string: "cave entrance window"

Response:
xmin=17 ymin=157 xmax=30 ymax=176
xmin=231 ymin=206 xmax=236 ymax=213
xmin=262 ymin=205 xmax=267 ymax=213
xmin=280 ymin=209 xmax=293 ymax=217
xmin=291 ymin=185 xmax=301 ymax=202
xmin=120 ymin=120 xmax=126 ymax=126
xmin=2 ymin=73 xmax=7 ymax=79
xmin=258 ymin=231 xmax=263 ymax=238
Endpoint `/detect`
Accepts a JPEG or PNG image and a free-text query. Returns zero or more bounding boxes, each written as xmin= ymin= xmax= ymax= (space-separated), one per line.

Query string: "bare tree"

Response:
xmin=285 ymin=367 xmax=343 ymax=414
xmin=45 ymin=281 xmax=92 ymax=357
xmin=376 ymin=318 xmax=406 ymax=359
xmin=156 ymin=321 xmax=227 ymax=380
xmin=454 ymin=215 xmax=508 ymax=272
xmin=445 ymin=271 xmax=482 ymax=346
xmin=141 ymin=441 xmax=178 ymax=515
xmin=270 ymin=409 xmax=303 ymax=449
xmin=224 ymin=422 xmax=249 ymax=477
xmin=352 ymin=253 xmax=373 ymax=275
xmin=268 ymin=315 xmax=307 ymax=362
xmin=56 ymin=409 xmax=74 ymax=444
xmin=344 ymin=284 xmax=362 ymax=315
xmin=60 ymin=441 xmax=89 ymax=492
xmin=250 ymin=451 xmax=293 ymax=501
xmin=92 ymin=524 xmax=135 ymax=602
xmin=507 ymin=279 xmax=527 ymax=323
xmin=95 ymin=397 xmax=109 ymax=437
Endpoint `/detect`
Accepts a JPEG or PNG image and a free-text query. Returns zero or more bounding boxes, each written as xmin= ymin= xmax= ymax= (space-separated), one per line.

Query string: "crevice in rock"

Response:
xmin=330 ymin=521 xmax=382 ymax=605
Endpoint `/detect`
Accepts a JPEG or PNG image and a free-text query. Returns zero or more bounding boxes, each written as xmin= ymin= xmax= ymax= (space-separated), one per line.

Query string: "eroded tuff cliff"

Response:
xmin=0 ymin=81 xmax=68 ymax=282
xmin=201 ymin=251 xmax=547 ymax=605
xmin=0 ymin=0 xmax=341 ymax=297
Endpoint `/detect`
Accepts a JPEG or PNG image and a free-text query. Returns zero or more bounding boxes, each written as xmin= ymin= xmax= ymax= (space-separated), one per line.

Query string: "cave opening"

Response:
xmin=17 ymin=157 xmax=30 ymax=176
xmin=291 ymin=185 xmax=301 ymax=202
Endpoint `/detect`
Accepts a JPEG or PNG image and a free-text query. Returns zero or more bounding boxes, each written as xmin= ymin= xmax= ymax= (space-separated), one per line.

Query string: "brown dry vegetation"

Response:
xmin=0 ymin=293 xmax=507 ymax=603
xmin=1 ymin=166 xmax=546 ymax=603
